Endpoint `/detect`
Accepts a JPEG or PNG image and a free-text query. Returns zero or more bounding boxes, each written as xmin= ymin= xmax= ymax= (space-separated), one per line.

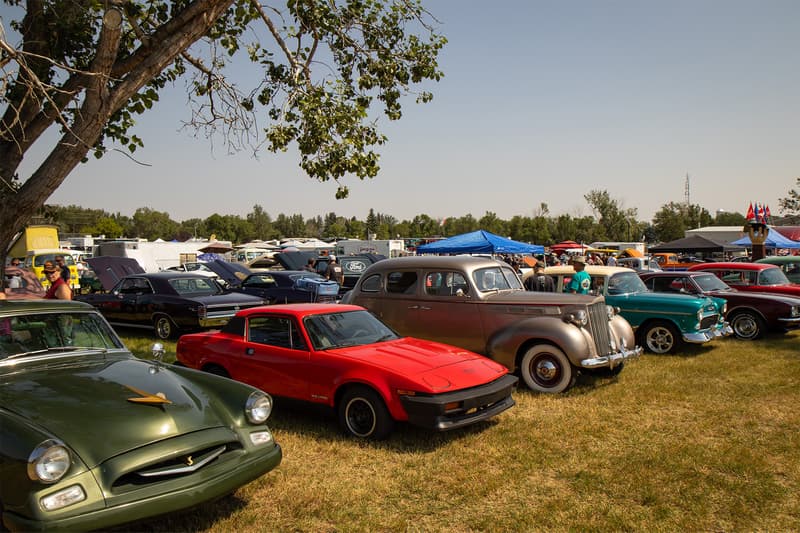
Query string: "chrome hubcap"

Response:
xmin=535 ymin=359 xmax=558 ymax=381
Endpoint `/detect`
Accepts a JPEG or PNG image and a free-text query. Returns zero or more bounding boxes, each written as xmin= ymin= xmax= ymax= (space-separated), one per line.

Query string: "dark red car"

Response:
xmin=687 ymin=262 xmax=800 ymax=298
xmin=176 ymin=303 xmax=517 ymax=440
xmin=640 ymin=271 xmax=800 ymax=340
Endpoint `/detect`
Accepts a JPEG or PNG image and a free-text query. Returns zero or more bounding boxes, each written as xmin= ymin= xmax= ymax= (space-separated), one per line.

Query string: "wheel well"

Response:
xmin=727 ymin=306 xmax=766 ymax=322
xmin=334 ymin=382 xmax=385 ymax=409
xmin=636 ymin=318 xmax=677 ymax=334
xmin=201 ymin=363 xmax=230 ymax=378
xmin=514 ymin=339 xmax=557 ymax=371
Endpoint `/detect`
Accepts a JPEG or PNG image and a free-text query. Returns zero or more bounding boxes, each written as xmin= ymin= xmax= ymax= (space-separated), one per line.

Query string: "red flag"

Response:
xmin=765 ymin=205 xmax=772 ymax=220
xmin=746 ymin=202 xmax=754 ymax=220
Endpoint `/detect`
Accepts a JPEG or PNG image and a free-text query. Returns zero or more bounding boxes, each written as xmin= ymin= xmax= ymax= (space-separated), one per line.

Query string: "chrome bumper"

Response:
xmin=581 ymin=345 xmax=643 ymax=369
xmin=682 ymin=330 xmax=714 ymax=344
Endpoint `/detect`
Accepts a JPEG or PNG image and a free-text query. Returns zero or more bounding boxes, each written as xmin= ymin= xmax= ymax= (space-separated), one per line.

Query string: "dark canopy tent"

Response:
xmin=648 ymin=235 xmax=739 ymax=253
xmin=416 ymin=230 xmax=544 ymax=255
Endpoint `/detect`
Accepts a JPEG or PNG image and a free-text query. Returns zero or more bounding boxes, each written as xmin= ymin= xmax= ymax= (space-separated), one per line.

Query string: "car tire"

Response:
xmin=338 ymin=386 xmax=393 ymax=440
xmin=203 ymin=364 xmax=230 ymax=378
xmin=729 ymin=310 xmax=766 ymax=340
xmin=639 ymin=321 xmax=681 ymax=354
xmin=153 ymin=315 xmax=177 ymax=340
xmin=519 ymin=344 xmax=575 ymax=393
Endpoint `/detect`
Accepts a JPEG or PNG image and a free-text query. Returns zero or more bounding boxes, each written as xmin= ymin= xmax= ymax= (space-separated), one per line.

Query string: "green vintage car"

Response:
xmin=545 ymin=265 xmax=732 ymax=354
xmin=755 ymin=256 xmax=800 ymax=284
xmin=0 ymin=299 xmax=282 ymax=531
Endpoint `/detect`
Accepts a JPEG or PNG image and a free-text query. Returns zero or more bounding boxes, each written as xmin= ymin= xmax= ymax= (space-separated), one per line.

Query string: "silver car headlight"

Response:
xmin=606 ymin=305 xmax=617 ymax=320
xmin=721 ymin=302 xmax=727 ymax=315
xmin=564 ymin=309 xmax=588 ymax=328
xmin=28 ymin=440 xmax=71 ymax=483
xmin=245 ymin=391 xmax=273 ymax=424
xmin=791 ymin=306 xmax=800 ymax=318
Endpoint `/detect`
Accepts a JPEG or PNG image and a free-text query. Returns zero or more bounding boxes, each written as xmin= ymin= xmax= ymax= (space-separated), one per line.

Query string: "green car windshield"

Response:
xmin=0 ymin=312 xmax=123 ymax=360
xmin=607 ymin=272 xmax=649 ymax=295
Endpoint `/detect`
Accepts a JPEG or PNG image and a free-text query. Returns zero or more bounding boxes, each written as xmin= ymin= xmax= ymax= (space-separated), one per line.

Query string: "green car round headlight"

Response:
xmin=245 ymin=391 xmax=273 ymax=424
xmin=28 ymin=440 xmax=71 ymax=483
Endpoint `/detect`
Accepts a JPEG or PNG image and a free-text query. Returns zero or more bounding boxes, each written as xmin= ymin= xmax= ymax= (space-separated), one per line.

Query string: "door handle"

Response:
xmin=407 ymin=305 xmax=419 ymax=309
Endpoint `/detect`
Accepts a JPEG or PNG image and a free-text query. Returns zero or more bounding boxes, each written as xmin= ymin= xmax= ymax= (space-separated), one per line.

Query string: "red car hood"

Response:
xmin=328 ymin=337 xmax=508 ymax=392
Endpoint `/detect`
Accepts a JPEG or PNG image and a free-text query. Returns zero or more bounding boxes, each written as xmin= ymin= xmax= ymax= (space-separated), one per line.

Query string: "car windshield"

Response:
xmin=607 ymin=271 xmax=648 ymax=295
xmin=303 ymin=310 xmax=399 ymax=350
xmin=0 ymin=311 xmax=123 ymax=360
xmin=759 ymin=268 xmax=791 ymax=286
xmin=168 ymin=277 xmax=221 ymax=295
xmin=473 ymin=266 xmax=523 ymax=292
xmin=694 ymin=274 xmax=732 ymax=292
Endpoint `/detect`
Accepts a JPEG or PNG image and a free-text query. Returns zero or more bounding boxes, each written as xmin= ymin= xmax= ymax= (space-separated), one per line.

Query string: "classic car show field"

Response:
xmin=116 ymin=329 xmax=800 ymax=532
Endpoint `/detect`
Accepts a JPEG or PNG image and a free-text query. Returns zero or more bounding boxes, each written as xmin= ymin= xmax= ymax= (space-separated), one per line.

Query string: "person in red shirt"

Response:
xmin=43 ymin=261 xmax=72 ymax=300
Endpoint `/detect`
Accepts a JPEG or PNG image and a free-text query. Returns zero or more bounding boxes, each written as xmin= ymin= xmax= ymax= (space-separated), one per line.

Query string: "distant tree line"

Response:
xmin=29 ymin=189 xmax=758 ymax=246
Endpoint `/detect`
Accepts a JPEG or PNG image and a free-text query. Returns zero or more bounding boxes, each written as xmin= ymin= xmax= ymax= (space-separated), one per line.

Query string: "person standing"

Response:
xmin=524 ymin=263 xmax=555 ymax=292
xmin=606 ymin=253 xmax=617 ymax=266
xmin=303 ymin=258 xmax=317 ymax=272
xmin=55 ymin=255 xmax=70 ymax=284
xmin=43 ymin=261 xmax=72 ymax=300
xmin=566 ymin=256 xmax=591 ymax=294
xmin=325 ymin=255 xmax=344 ymax=285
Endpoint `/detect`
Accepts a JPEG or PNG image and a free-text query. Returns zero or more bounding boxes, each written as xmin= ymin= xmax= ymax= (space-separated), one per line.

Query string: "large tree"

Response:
xmin=778 ymin=177 xmax=800 ymax=219
xmin=0 ymin=0 xmax=445 ymax=266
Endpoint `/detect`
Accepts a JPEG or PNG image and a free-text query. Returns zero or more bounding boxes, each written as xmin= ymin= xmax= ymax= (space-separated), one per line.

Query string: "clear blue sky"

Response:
xmin=15 ymin=0 xmax=800 ymax=223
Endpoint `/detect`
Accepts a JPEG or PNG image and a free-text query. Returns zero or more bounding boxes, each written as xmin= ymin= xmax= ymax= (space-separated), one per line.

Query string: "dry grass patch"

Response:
xmin=118 ymin=330 xmax=800 ymax=532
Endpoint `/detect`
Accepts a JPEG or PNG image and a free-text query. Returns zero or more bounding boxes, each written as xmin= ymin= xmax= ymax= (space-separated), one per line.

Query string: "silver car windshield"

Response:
xmin=303 ymin=310 xmax=399 ymax=350
xmin=607 ymin=272 xmax=648 ymax=295
xmin=473 ymin=266 xmax=523 ymax=292
xmin=0 ymin=312 xmax=123 ymax=361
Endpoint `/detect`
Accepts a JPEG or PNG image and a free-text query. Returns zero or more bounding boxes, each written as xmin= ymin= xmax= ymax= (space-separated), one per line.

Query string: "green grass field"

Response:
xmin=118 ymin=329 xmax=800 ymax=532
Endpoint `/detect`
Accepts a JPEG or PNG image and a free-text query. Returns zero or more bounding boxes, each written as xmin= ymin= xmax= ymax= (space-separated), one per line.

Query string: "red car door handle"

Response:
xmin=407 ymin=305 xmax=419 ymax=309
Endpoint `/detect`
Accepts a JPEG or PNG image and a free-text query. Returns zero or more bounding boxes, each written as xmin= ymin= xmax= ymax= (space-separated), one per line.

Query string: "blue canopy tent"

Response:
xmin=732 ymin=227 xmax=800 ymax=249
xmin=416 ymin=230 xmax=544 ymax=255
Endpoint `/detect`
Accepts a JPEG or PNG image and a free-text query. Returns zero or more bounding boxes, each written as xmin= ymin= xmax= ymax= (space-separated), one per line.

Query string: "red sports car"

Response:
xmin=176 ymin=303 xmax=518 ymax=440
xmin=687 ymin=262 xmax=800 ymax=298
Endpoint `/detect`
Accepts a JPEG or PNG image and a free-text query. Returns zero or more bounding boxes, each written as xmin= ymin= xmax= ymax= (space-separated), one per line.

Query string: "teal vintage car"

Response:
xmin=756 ymin=256 xmax=800 ymax=284
xmin=545 ymin=265 xmax=732 ymax=354
xmin=0 ymin=299 xmax=282 ymax=531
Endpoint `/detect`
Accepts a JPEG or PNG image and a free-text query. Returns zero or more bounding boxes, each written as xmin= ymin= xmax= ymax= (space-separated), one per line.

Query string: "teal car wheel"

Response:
xmin=639 ymin=321 xmax=680 ymax=354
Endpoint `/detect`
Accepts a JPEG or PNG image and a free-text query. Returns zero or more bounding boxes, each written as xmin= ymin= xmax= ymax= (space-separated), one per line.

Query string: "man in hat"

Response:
xmin=566 ymin=256 xmax=591 ymax=295
xmin=524 ymin=262 xmax=555 ymax=292
xmin=43 ymin=261 xmax=72 ymax=300
xmin=325 ymin=255 xmax=344 ymax=286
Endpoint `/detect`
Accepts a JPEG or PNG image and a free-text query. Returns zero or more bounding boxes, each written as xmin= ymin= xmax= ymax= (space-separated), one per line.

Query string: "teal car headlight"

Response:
xmin=28 ymin=440 xmax=71 ymax=483
xmin=245 ymin=391 xmax=273 ymax=424
xmin=564 ymin=309 xmax=588 ymax=328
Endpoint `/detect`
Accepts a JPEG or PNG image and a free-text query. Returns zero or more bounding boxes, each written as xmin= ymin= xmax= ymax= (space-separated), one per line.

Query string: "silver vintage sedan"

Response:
xmin=341 ymin=256 xmax=641 ymax=393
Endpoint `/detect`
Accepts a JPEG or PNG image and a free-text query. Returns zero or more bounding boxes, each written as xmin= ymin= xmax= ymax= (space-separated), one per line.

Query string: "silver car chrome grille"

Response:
xmin=587 ymin=301 xmax=614 ymax=356
xmin=112 ymin=442 xmax=241 ymax=490
xmin=700 ymin=314 xmax=720 ymax=330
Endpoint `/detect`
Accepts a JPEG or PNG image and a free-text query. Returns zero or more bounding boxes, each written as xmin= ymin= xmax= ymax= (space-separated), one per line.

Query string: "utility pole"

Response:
xmin=685 ymin=173 xmax=690 ymax=208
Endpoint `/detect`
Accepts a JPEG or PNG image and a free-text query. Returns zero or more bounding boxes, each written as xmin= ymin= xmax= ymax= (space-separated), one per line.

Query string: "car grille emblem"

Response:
xmin=185 ymin=456 xmax=194 ymax=466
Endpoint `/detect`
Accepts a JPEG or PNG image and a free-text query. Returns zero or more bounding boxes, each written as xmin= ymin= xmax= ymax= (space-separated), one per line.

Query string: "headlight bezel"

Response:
xmin=27 ymin=439 xmax=71 ymax=484
xmin=245 ymin=391 xmax=273 ymax=424
xmin=563 ymin=308 xmax=589 ymax=328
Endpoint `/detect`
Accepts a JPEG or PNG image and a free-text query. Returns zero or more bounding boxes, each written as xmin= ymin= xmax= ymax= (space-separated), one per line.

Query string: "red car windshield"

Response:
xmin=303 ymin=310 xmax=398 ymax=350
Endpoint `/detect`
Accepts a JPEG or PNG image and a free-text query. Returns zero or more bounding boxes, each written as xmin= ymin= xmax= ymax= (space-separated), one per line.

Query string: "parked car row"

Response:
xmin=4 ymin=254 xmax=798 ymax=530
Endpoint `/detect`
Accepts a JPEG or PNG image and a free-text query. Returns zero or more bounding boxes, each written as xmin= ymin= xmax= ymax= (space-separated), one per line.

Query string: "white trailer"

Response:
xmin=335 ymin=239 xmax=406 ymax=258
xmin=93 ymin=240 xmax=208 ymax=272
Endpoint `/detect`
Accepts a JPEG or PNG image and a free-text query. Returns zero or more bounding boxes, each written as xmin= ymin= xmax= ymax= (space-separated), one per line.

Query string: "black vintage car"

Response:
xmin=227 ymin=270 xmax=339 ymax=304
xmin=259 ymin=251 xmax=385 ymax=295
xmin=75 ymin=272 xmax=266 ymax=339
